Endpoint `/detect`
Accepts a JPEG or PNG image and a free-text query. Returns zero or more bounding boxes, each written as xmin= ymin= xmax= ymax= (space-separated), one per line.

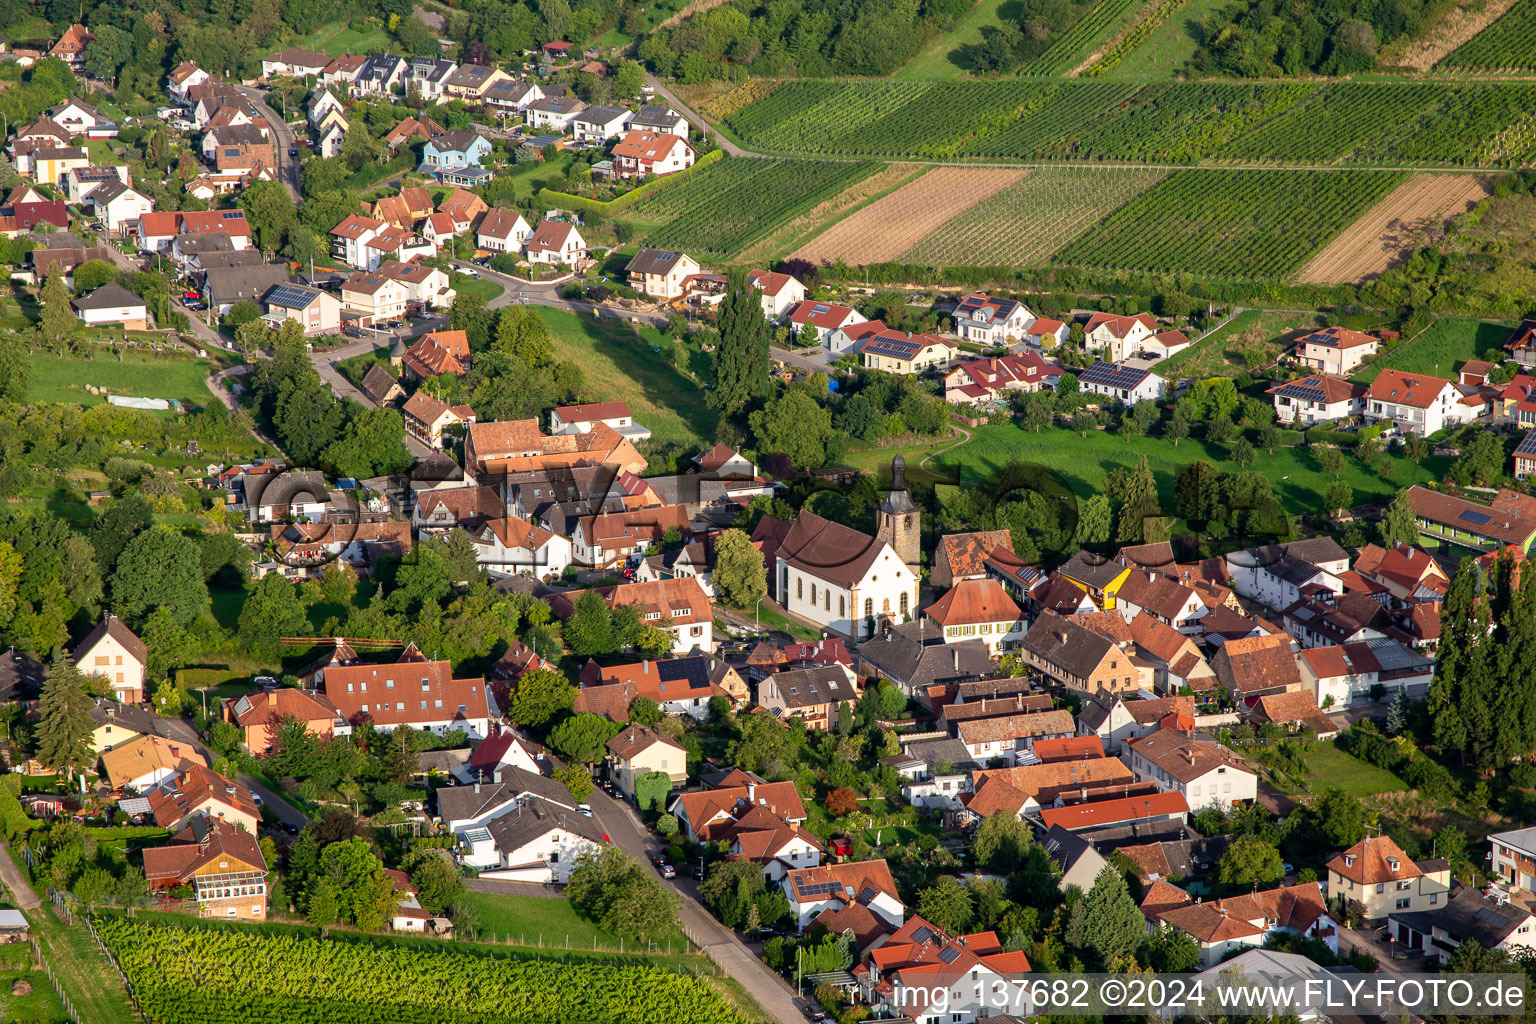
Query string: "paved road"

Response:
xmin=646 ymin=74 xmax=757 ymax=159
xmin=238 ymin=86 xmax=302 ymax=204
xmin=0 ymin=841 xmax=40 ymax=910
xmin=587 ymin=789 xmax=807 ymax=1024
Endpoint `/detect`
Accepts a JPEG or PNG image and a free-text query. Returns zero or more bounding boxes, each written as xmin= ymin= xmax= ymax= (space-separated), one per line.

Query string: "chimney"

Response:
xmin=643 ymin=660 xmax=650 ymax=674
xmin=747 ymin=782 xmax=756 ymax=802
xmin=474 ymin=781 xmax=481 ymax=794
xmin=952 ymin=648 xmax=959 ymax=670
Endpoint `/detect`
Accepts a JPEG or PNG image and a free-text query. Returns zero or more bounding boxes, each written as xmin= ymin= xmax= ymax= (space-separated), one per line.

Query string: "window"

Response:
xmin=811 ymin=584 xmax=817 ymax=605
xmin=865 ymin=598 xmax=873 ymax=618
xmin=797 ymin=578 xmax=803 ymax=600
xmin=1376 ymin=883 xmax=1385 ymax=894
xmin=1395 ymin=898 xmax=1410 ymax=910
xmin=1397 ymin=880 xmax=1411 ymax=891
xmin=900 ymin=591 xmax=909 ymax=616
xmin=1430 ymin=893 xmax=1439 ymax=906
xmin=824 ymin=591 xmax=831 ymax=611
xmin=839 ymin=596 xmax=845 ymax=617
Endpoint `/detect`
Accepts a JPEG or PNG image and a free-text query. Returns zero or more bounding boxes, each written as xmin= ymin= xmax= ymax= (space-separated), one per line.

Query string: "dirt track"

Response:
xmin=1298 ymin=173 xmax=1491 ymax=284
xmin=796 ymin=167 xmax=1030 ymax=265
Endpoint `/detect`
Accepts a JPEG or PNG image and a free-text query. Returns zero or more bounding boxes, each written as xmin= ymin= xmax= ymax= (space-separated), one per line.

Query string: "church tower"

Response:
xmin=876 ymin=454 xmax=921 ymax=571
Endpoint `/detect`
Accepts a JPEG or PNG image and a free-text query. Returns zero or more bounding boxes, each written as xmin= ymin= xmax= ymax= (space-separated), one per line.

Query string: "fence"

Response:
xmin=83 ymin=914 xmax=144 ymax=1022
xmin=33 ymin=938 xmax=79 ymax=1024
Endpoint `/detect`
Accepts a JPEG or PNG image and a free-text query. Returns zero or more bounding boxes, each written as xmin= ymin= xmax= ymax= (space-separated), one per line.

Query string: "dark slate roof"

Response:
xmin=1058 ymin=550 xmax=1129 ymax=591
xmin=767 ymin=665 xmax=857 ymax=710
xmin=434 ymin=765 xmax=577 ymax=823
xmin=1019 ymin=611 xmax=1115 ymax=680
xmin=484 ymin=792 xmax=607 ymax=852
xmin=858 ymin=630 xmax=994 ymax=688
xmin=625 ymin=247 xmax=686 ymax=276
xmin=72 ymin=282 xmax=144 ymax=311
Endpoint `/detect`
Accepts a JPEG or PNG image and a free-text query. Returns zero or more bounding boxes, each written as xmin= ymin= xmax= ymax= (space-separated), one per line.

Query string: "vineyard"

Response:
xmin=899 ymin=166 xmax=1168 ymax=266
xmin=632 ymin=157 xmax=879 ymax=255
xmin=720 ymin=80 xmax=1536 ymax=167
xmin=1084 ymin=0 xmax=1192 ymax=75
xmin=1440 ymin=0 xmax=1536 ymax=69
xmin=1022 ymin=0 xmax=1142 ymax=76
xmin=1055 ymin=169 xmax=1408 ymax=278
xmin=94 ymin=918 xmax=749 ymax=1024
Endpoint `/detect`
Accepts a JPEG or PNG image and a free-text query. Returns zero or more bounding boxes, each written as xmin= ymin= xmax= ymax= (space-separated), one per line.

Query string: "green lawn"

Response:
xmin=931 ymin=421 xmax=1452 ymax=518
xmin=753 ymin=602 xmax=822 ymax=642
xmin=27 ymin=912 xmax=137 ymax=1024
xmin=1162 ymin=310 xmax=1324 ymax=379
xmin=461 ymin=892 xmax=689 ymax=953
xmin=296 ymin=21 xmax=393 ymax=56
xmin=1352 ymin=317 xmax=1515 ymax=383
xmin=1304 ymin=742 xmax=1406 ymax=799
xmin=897 ymin=0 xmax=1014 ymax=79
xmin=450 ymin=274 xmax=504 ymax=304
xmin=28 ymin=351 xmax=214 ymax=408
xmin=536 ymin=306 xmax=715 ymax=446
xmin=0 ymin=965 xmax=69 ymax=1023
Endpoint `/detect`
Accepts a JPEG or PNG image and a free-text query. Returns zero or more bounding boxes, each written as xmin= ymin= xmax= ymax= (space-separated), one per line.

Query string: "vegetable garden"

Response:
xmin=632 ymin=157 xmax=879 ymax=255
xmin=94 ymin=918 xmax=749 ymax=1024
xmin=1440 ymin=0 xmax=1536 ymax=70
xmin=721 ymin=80 xmax=1536 ymax=167
xmin=1055 ymin=168 xmax=1408 ymax=278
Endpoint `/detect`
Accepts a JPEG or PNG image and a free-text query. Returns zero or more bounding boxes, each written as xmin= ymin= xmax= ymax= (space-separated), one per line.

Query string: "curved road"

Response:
xmin=237 ymin=86 xmax=302 ymax=204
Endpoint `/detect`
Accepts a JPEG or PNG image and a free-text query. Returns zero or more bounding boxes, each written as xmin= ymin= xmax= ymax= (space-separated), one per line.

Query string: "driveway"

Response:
xmin=1338 ymin=922 xmax=1432 ymax=975
xmin=587 ymin=789 xmax=808 ymax=1024
xmin=0 ymin=842 xmax=39 ymax=909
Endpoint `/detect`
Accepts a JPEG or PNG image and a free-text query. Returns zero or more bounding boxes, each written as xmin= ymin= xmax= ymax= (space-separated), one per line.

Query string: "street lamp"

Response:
xmin=754 ymin=595 xmax=763 ymax=633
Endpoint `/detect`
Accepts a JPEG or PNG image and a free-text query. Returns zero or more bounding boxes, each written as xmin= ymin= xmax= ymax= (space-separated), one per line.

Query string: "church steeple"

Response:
xmin=876 ymin=455 xmax=920 ymax=569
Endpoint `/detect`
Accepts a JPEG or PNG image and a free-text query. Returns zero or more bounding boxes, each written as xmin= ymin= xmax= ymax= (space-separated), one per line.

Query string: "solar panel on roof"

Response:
xmin=911 ymin=926 xmax=933 ymax=944
xmin=938 ymin=946 xmax=962 ymax=964
xmin=223 ymin=210 xmax=244 ymax=219
xmin=1459 ymin=509 xmax=1492 ymax=526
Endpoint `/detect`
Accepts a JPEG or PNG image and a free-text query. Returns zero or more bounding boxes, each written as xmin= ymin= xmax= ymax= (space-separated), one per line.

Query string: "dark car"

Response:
xmin=342 ymin=325 xmax=363 ymax=338
xmin=289 ymin=148 xmax=298 ymax=157
xmin=282 ymin=821 xmax=301 ymax=835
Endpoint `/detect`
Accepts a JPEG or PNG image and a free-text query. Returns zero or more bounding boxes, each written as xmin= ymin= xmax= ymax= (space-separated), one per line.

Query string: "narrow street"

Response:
xmin=0 ymin=841 xmax=39 ymax=909
xmin=237 ymin=86 xmax=302 ymax=204
xmin=645 ymin=74 xmax=759 ymax=158
xmin=587 ymin=789 xmax=808 ymax=1024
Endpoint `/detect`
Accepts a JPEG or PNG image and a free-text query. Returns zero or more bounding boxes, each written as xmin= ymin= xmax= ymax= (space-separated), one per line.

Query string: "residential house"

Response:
xmin=570 ymin=104 xmax=632 ymax=142
xmin=569 ymin=503 xmax=687 ymax=568
xmin=306 ymin=88 xmax=345 ymax=127
xmin=464 ymin=418 xmax=645 ymax=480
xmin=403 ymin=328 xmax=471 ymax=380
xmin=790 ymin=300 xmax=867 ymax=348
xmin=747 ymin=269 xmax=806 ymax=321
xmin=630 ymin=105 xmax=689 ymax=135
xmin=146 ymin=764 xmax=260 ymax=834
xmin=461 ymin=734 xmax=542 ymax=785
xmin=240 ymin=469 xmax=328 ymax=523
xmin=932 ymin=530 xmax=1013 ymax=590
xmin=379 ymin=259 xmax=453 ymax=310
xmin=203 ymin=264 xmax=292 ymax=317
xmin=855 ymin=916 xmax=1029 ymax=1024
xmin=776 ymin=510 xmax=918 ymax=640
xmin=88 ymin=181 xmax=153 ymax=235
xmin=1210 ymin=632 xmax=1302 ymax=700
xmin=1085 ymin=311 xmax=1158 ymax=361
xmin=625 ymin=248 xmax=700 ymax=300
xmin=610 ymin=130 xmax=693 ymax=179
xmin=261 ymin=47 xmax=331 ymax=77
xmin=670 ymin=776 xmax=806 ymax=843
xmin=1113 ymin=571 xmax=1209 ymax=633
xmin=1144 ymin=882 xmax=1336 ymax=968
xmin=475 ymin=208 xmax=533 ymax=253
xmin=1125 ymin=726 xmax=1257 ymax=811
xmin=887 ymin=737 xmax=978 ymax=810
xmin=63 ymin=165 xmax=127 ymax=204
xmin=1077 ymin=694 xmax=1195 ymax=755
xmin=413 ymin=485 xmax=503 ymax=534
xmin=1245 ymin=690 xmax=1339 ymax=738
xmin=32 ymin=146 xmax=88 ymax=186
xmin=421 ymin=130 xmax=492 ymax=171
xmin=1407 ymin=485 xmax=1536 ymax=553
xmin=925 ymin=578 xmax=1025 ymax=654
xmin=436 ymin=769 xmax=580 ymax=834
xmin=1227 ymin=547 xmax=1343 ymax=610
xmin=1390 ymin=886 xmax=1536 ymax=964
xmin=953 ymin=293 xmax=1033 ymax=345
xmin=857 ymin=626 xmax=995 ymax=697
xmin=1267 ymin=373 xmax=1367 ymax=426
xmin=1039 ymin=789 xmax=1189 ymax=834
xmin=142 ymin=819 xmax=268 ymax=920
xmin=549 ymin=401 xmax=649 ymax=441
xmin=360 ymin=364 xmax=405 ymax=406
xmin=73 ymin=282 xmax=149 ymax=331
xmin=340 ymin=269 xmax=409 ymax=325
xmin=1297 ymin=325 xmax=1379 ymax=375
xmin=1140 ymin=330 xmax=1193 ymax=361
xmin=956 ymin=708 xmax=1075 ymax=765
xmin=1364 ymin=369 xmax=1480 ymax=435
xmin=943 ymin=352 xmax=1053 ymax=405
xmin=48 ymin=23 xmax=92 ymax=67
xmin=1352 ymin=542 xmax=1448 ymax=603
xmin=1023 ymin=317 xmax=1070 ymax=348
xmin=756 ymin=664 xmax=858 ymax=730
xmin=88 ymin=700 xmax=155 ymax=754
xmin=525 ymin=220 xmax=586 ymax=266
xmin=224 ymin=686 xmax=343 ymax=754
xmin=454 ymin=787 xmax=607 ymax=881
xmin=576 ymin=654 xmax=729 ymax=722
xmin=322 ymin=648 xmax=492 ymax=739
xmin=100 ymin=734 xmax=206 ymax=791
xmin=402 ymin=392 xmax=475 ymax=449
xmin=74 ymin=614 xmax=147 ymax=704
xmin=525 ymin=95 xmax=586 ymax=130
xmin=330 ymin=213 xmax=387 ymax=268
xmin=483 ymin=80 xmax=543 ymax=115
xmin=1488 ymin=826 xmax=1536 ymax=892
xmin=167 ymin=62 xmax=211 ymax=103
xmin=591 ymin=578 xmax=713 ymax=655
xmin=962 ymin=756 xmax=1137 ymax=822
xmin=1018 ymin=611 xmax=1139 ymax=696
xmin=860 ymin=330 xmax=957 ymax=374
xmin=407 ymin=58 xmax=459 ymax=102
xmin=1327 ymin=834 xmax=1451 ymax=920
xmin=605 ymin=724 xmax=688 ymax=799
xmin=472 ymin=517 xmax=573 ymax=579
xmin=1296 ymin=638 xmax=1433 ymax=707
xmin=355 ymin=54 xmax=408 ymax=95
xmin=783 ymin=859 xmax=904 ymax=930
xmin=1078 ymin=360 xmax=1165 ymax=404
xmin=383 ymin=114 xmax=446 ymax=149
xmin=261 ymin=282 xmax=341 ymax=336
xmin=442 ymin=63 xmax=512 ymax=100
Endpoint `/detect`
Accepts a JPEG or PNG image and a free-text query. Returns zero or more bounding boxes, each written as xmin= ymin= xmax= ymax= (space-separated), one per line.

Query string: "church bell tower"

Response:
xmin=876 ymin=454 xmax=921 ymax=571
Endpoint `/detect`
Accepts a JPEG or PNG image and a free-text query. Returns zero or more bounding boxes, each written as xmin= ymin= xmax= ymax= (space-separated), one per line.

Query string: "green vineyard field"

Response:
xmin=1440 ymin=0 xmax=1536 ymax=70
xmin=1023 ymin=0 xmax=1141 ymax=76
xmin=1055 ymin=168 xmax=1408 ymax=277
xmin=95 ymin=918 xmax=748 ymax=1024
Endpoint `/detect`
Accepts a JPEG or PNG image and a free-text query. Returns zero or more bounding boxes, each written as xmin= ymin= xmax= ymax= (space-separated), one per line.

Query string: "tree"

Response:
xmin=1319 ymin=446 xmax=1345 ymax=478
xmin=1166 ymin=411 xmax=1189 ymax=446
xmin=1110 ymin=455 xmax=1159 ymax=544
xmin=506 ymin=667 xmax=576 ymax=729
xmin=1175 ymin=460 xmax=1220 ymax=524
xmin=1322 ymin=479 xmax=1353 ymax=519
xmin=634 ymin=769 xmax=671 ymax=812
xmin=549 ymin=712 xmax=622 ymax=766
xmin=1065 ymin=866 xmax=1145 ymax=970
xmin=39 ymin=266 xmax=76 ymax=341
xmin=1148 ymin=926 xmax=1201 ymax=972
xmin=1019 ymin=390 xmax=1054 ymax=433
xmin=749 ymin=389 xmax=833 ymax=468
xmin=1405 ymin=433 xmax=1429 ymax=463
xmin=1377 ymin=488 xmax=1419 ymax=548
xmin=35 ymin=652 xmax=93 ymax=781
xmin=1231 ymin=437 xmax=1256 ymax=468
xmin=1216 ymin=837 xmax=1284 ymax=892
xmin=1073 ymin=493 xmax=1112 ymax=550
xmin=1206 ymin=415 xmax=1235 ymax=445
xmin=712 ymin=528 xmax=766 ymax=610
xmin=972 ymin=812 xmax=1035 ymax=874
xmin=90 ymin=494 xmax=153 ymax=576
xmin=566 ymin=846 xmax=680 ymax=939
xmin=916 ymin=876 xmax=975 ymax=935
xmin=494 ymin=305 xmax=555 ymax=366
xmin=1259 ymin=424 xmax=1281 ymax=454
xmin=72 ymin=260 xmax=117 ymax=294
xmin=627 ymin=696 xmax=663 ymax=729
xmin=238 ymin=573 xmax=308 ymax=660
xmin=318 ymin=838 xmax=397 ymax=930
xmin=564 ymin=590 xmax=614 ymax=658
xmin=613 ymin=59 xmax=645 ymax=97
xmin=83 ymin=24 xmax=131 ymax=82
xmin=409 ymin=856 xmax=466 ymax=916
xmin=1385 ymin=687 xmax=1409 ymax=735
xmin=554 ymin=763 xmax=595 ymax=802
xmin=700 ymin=859 xmax=767 ymax=928
xmin=825 ymin=787 xmax=861 ymax=816
xmin=709 ymin=272 xmax=772 ymax=416
xmin=111 ymin=530 xmax=208 ymax=627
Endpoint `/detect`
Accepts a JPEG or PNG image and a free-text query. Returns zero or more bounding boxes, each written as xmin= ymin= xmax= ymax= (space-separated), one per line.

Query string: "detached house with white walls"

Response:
xmin=748 ymin=270 xmax=807 ymax=321
xmin=953 ymin=292 xmax=1033 ymax=345
xmin=1364 ymin=369 xmax=1481 ymax=435
xmin=1085 ymin=311 xmax=1158 ymax=362
xmin=1125 ymin=726 xmax=1257 ymax=811
xmin=782 ymin=859 xmax=904 ymax=930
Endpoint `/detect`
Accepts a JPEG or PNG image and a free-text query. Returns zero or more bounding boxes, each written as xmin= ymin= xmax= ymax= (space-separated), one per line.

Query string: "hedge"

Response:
xmin=536 ymin=148 xmax=724 ymax=215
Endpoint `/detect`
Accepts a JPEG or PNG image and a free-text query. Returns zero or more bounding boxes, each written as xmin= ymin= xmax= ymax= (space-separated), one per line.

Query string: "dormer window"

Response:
xmin=1344 ymin=854 xmax=1356 ymax=867
xmin=1387 ymin=857 xmax=1400 ymax=871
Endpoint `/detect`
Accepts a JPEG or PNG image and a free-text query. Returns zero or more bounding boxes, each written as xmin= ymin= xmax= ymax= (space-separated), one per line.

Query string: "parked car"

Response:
xmin=657 ymin=862 xmax=676 ymax=879
xmin=577 ymin=804 xmax=593 ymax=817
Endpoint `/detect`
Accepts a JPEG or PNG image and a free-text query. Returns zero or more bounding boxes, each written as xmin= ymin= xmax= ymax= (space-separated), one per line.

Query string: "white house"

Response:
xmin=890 ymin=739 xmax=974 ymax=810
xmin=625 ymin=248 xmax=701 ymax=300
xmin=1364 ymin=369 xmax=1480 ymax=435
xmin=260 ymin=47 xmax=331 ymax=79
xmin=776 ymin=510 xmax=917 ymax=640
xmin=330 ymin=213 xmax=386 ymax=268
xmin=610 ymin=130 xmax=694 ymax=179
xmin=924 ymin=578 xmax=1026 ymax=654
xmin=782 ymin=860 xmax=904 ymax=930
xmin=322 ymin=653 xmax=492 ymax=740
xmin=407 ymin=58 xmax=458 ymax=102
xmin=472 ymin=517 xmax=574 ymax=579
xmin=1078 ymin=360 xmax=1165 ymax=404
xmin=1226 ymin=547 xmax=1342 ymax=611
xmin=569 ymin=104 xmax=632 ymax=142
xmin=598 ymin=578 xmax=713 ymax=656
xmin=75 ymin=614 xmax=148 ymax=704
xmin=306 ymin=88 xmax=345 ymax=127
xmin=1126 ymin=727 xmax=1257 ymax=811
xmin=548 ymin=401 xmax=649 ymax=440
xmin=73 ymin=282 xmax=149 ymax=331
xmin=953 ymin=292 xmax=1033 ymax=345
xmin=630 ymin=104 xmax=689 ymax=136
xmin=1267 ymin=373 xmax=1366 ymax=426
xmin=748 ymin=270 xmax=807 ymax=321
xmin=1085 ymin=311 xmax=1158 ymax=362
xmin=1297 ymin=325 xmax=1379 ymax=376
xmin=525 ymin=96 xmax=586 ymax=130
xmin=788 ymin=300 xmax=866 ymax=346
xmin=461 ymin=800 xmax=607 ymax=881
xmin=1296 ymin=638 xmax=1433 ymax=708
xmin=475 ymin=209 xmax=533 ymax=253
xmin=956 ymin=709 xmax=1075 ymax=765
xmin=49 ymin=99 xmax=116 ymax=138
xmin=89 ymin=180 xmax=154 ymax=235
xmin=525 ymin=220 xmax=586 ymax=266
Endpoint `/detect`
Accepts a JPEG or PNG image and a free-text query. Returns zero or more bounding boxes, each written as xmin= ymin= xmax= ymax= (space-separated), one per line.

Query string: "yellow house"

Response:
xmin=443 ymin=64 xmax=512 ymax=100
xmin=34 ymin=146 xmax=89 ymax=187
xmin=88 ymin=701 xmax=153 ymax=754
xmin=313 ymin=107 xmax=349 ymax=136
xmin=1327 ymin=834 xmax=1451 ymax=920
xmin=605 ymin=724 xmax=687 ymax=799
xmin=860 ymin=330 xmax=958 ymax=375
xmin=1057 ymin=552 xmax=1133 ymax=610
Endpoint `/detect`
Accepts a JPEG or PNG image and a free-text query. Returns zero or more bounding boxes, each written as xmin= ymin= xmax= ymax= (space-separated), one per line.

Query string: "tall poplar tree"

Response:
xmin=708 ymin=272 xmax=772 ymax=417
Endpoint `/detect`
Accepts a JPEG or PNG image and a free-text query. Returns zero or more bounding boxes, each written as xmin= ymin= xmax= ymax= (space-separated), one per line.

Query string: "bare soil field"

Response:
xmin=1298 ymin=173 xmax=1492 ymax=284
xmin=1391 ymin=0 xmax=1521 ymax=70
xmin=795 ymin=167 xmax=1030 ymax=265
xmin=738 ymin=162 xmax=926 ymax=264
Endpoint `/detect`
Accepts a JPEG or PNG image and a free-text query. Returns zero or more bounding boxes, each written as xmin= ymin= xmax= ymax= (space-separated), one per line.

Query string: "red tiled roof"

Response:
xmin=1365 ymin=368 xmax=1454 ymax=409
xmin=1039 ymin=790 xmax=1187 ymax=831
